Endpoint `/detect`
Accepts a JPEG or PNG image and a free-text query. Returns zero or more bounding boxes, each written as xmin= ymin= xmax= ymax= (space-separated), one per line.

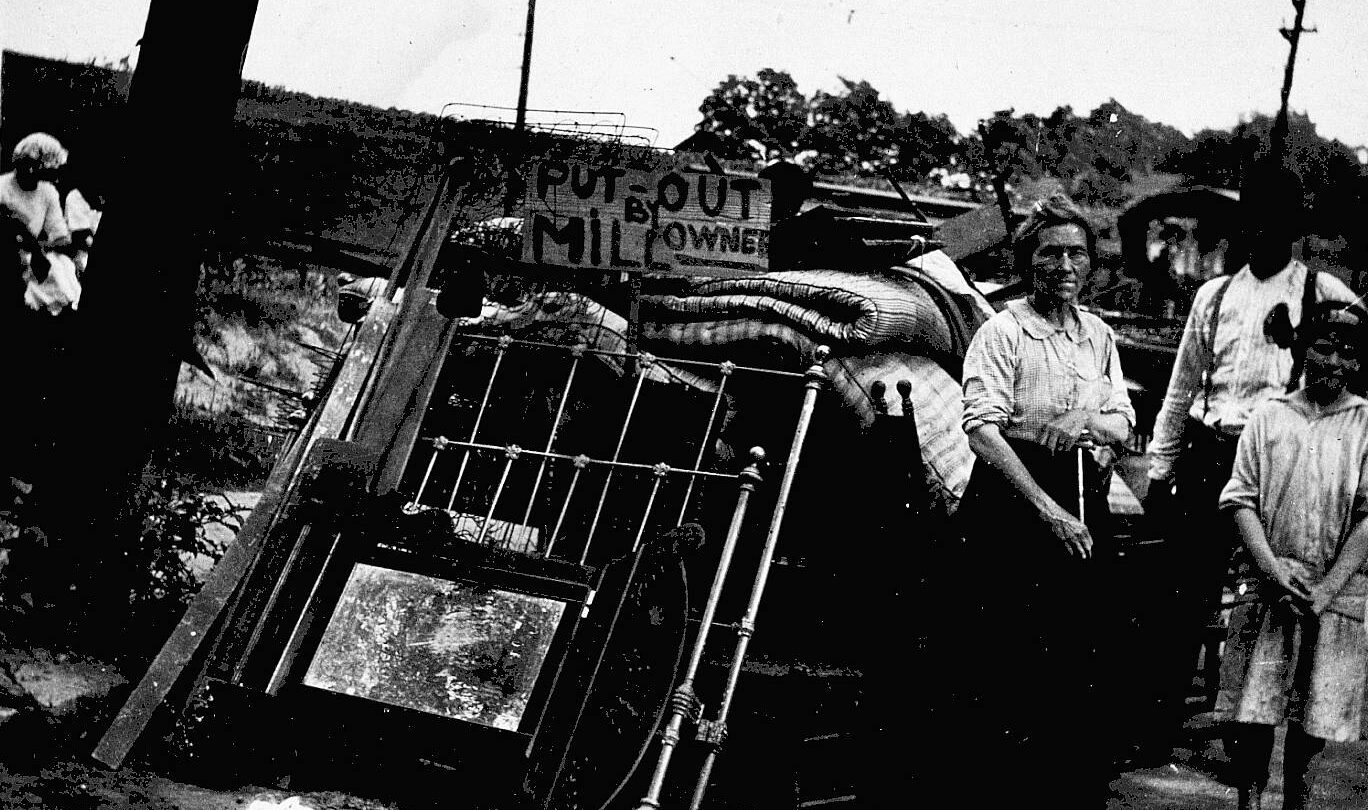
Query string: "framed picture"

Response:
xmin=299 ymin=561 xmax=578 ymax=736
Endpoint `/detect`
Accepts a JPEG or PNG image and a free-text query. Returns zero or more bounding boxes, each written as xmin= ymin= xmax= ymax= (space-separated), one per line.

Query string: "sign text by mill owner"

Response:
xmin=521 ymin=161 xmax=773 ymax=276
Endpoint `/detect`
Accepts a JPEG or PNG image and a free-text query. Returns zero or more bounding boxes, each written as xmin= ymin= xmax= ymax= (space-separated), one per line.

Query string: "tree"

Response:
xmin=974 ymin=108 xmax=1041 ymax=181
xmin=1163 ymin=112 xmax=1363 ymax=210
xmin=694 ymin=68 xmax=808 ymax=161
xmin=892 ymin=112 xmax=962 ymax=176
xmin=1037 ymin=105 xmax=1082 ymax=176
xmin=801 ymin=78 xmax=904 ymax=176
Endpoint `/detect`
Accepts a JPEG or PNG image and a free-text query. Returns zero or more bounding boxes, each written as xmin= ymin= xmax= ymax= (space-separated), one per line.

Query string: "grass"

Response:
xmin=150 ymin=404 xmax=289 ymax=492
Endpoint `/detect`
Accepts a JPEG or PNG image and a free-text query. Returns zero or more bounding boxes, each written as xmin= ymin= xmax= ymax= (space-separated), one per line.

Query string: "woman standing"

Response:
xmin=1 ymin=133 xmax=77 ymax=605
xmin=1 ymin=132 xmax=71 ymax=247
xmin=952 ymin=194 xmax=1135 ymax=808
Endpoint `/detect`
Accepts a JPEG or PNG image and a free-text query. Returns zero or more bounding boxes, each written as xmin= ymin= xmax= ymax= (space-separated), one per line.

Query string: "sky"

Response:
xmin=4 ymin=0 xmax=1367 ymax=151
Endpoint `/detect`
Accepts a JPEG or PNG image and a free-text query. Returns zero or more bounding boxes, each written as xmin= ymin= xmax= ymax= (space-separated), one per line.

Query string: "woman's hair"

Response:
xmin=12 ymin=132 xmax=68 ymax=170
xmin=1012 ymin=193 xmax=1097 ymax=278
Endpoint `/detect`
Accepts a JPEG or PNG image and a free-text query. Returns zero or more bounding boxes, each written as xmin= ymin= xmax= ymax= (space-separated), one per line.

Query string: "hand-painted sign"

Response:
xmin=520 ymin=161 xmax=772 ymax=277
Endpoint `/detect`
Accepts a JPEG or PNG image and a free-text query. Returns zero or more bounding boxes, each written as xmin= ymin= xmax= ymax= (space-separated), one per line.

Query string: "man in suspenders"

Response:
xmin=1137 ymin=159 xmax=1355 ymax=760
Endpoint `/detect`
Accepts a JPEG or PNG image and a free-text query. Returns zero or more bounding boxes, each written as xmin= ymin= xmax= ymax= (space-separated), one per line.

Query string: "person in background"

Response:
xmin=951 ymin=193 xmax=1135 ymax=808
xmin=61 ymin=168 xmax=103 ymax=276
xmin=1139 ymin=159 xmax=1356 ymax=760
xmin=1 ymin=133 xmax=80 ymax=314
xmin=1217 ymin=300 xmax=1368 ymax=810
xmin=1 ymin=132 xmax=71 ymax=247
xmin=0 ymin=133 xmax=77 ymax=614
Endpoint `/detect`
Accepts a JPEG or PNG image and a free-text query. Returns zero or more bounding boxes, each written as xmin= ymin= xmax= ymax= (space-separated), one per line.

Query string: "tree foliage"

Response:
xmin=695 ymin=68 xmax=808 ymax=161
xmin=689 ymin=70 xmax=1197 ymax=204
xmin=1161 ymin=112 xmax=1366 ymax=235
xmin=802 ymin=78 xmax=905 ymax=175
xmin=973 ymin=100 xmax=1189 ymax=205
xmin=895 ymin=111 xmax=962 ymax=176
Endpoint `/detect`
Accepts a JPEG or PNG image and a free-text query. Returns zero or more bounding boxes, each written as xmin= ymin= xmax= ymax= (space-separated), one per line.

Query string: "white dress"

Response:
xmin=1217 ymin=391 xmax=1368 ymax=742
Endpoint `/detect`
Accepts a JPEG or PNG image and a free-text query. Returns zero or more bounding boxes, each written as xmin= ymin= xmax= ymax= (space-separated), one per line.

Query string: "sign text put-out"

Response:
xmin=520 ymin=161 xmax=773 ymax=277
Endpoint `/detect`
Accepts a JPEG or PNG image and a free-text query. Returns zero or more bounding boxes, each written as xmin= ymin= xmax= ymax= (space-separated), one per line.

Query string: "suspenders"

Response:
xmin=1200 ymin=265 xmax=1318 ymax=419
xmin=1201 ymin=276 xmax=1233 ymax=421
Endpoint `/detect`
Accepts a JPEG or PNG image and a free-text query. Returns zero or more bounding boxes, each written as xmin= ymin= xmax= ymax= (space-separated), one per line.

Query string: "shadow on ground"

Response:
xmin=1 ymin=643 xmax=1366 ymax=809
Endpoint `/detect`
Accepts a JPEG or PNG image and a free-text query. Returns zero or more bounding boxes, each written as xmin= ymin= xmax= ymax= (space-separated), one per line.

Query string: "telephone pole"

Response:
xmin=514 ymin=0 xmax=537 ymax=134
xmin=501 ymin=0 xmax=538 ymax=216
xmin=1271 ymin=0 xmax=1317 ymax=162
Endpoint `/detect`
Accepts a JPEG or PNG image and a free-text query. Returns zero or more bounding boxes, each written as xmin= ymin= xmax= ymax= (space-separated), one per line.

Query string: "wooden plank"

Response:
xmin=520 ymin=161 xmax=772 ymax=277
xmin=361 ymin=300 xmax=457 ymax=492
xmin=935 ymin=202 xmax=1009 ymax=261
xmin=344 ymin=173 xmax=462 ymax=441
xmin=91 ymin=270 xmax=402 ymax=771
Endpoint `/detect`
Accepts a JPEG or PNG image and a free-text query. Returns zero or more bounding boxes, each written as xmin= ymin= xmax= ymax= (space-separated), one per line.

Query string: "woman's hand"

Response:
xmin=1040 ymin=503 xmax=1093 ymax=559
xmin=1264 ymin=558 xmax=1313 ymax=604
xmin=1306 ymin=582 xmax=1335 ymax=617
xmin=1040 ymin=409 xmax=1091 ymax=454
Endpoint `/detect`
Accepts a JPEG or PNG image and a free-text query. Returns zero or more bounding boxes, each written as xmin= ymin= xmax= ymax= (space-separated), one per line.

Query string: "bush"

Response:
xmin=124 ymin=472 xmax=242 ymax=632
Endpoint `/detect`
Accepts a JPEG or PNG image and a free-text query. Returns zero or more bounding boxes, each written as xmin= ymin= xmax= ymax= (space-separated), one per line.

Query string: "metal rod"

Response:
xmin=411 ymin=436 xmax=447 ymax=506
xmin=688 ymin=348 xmax=829 ymax=810
xmin=545 ymin=455 xmax=589 ymax=558
xmin=1076 ymin=446 xmax=1086 ymax=524
xmin=637 ymin=449 xmax=764 ymax=810
xmin=421 ymin=438 xmax=736 ymax=480
xmin=522 ymin=343 xmax=585 ymax=529
xmin=476 ymin=445 xmax=521 ymax=545
xmin=628 ymin=464 xmax=671 ymax=556
xmin=446 ymin=336 xmax=513 ymax=511
xmin=580 ymin=361 xmax=651 ymax=562
xmin=460 ymin=333 xmax=804 ymax=379
xmin=677 ymin=363 xmax=733 ymax=524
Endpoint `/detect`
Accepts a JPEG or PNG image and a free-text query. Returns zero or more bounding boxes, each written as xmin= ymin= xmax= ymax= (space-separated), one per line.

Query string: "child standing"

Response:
xmin=1218 ymin=300 xmax=1368 ymax=810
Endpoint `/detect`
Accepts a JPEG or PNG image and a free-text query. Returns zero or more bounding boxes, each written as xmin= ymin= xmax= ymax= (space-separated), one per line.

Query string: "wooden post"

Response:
xmin=514 ymin=0 xmax=537 ymax=135
xmin=61 ymin=0 xmax=261 ymax=580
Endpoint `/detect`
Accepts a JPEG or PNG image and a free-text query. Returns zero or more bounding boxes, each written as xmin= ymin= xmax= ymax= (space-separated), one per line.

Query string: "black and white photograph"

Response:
xmin=2 ymin=1 xmax=1368 ymax=807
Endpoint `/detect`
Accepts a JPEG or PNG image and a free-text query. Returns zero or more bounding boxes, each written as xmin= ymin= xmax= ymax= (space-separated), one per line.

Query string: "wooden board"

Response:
xmin=521 ymin=161 xmax=772 ymax=277
xmin=935 ymin=202 xmax=1008 ymax=261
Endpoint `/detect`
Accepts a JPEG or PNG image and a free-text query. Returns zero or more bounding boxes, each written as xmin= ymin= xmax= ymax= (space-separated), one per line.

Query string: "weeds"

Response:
xmin=152 ymin=404 xmax=289 ymax=491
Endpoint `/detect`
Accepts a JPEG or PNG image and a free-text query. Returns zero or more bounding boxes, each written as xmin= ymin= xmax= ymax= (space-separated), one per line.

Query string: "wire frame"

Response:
xmin=433 ymin=105 xmax=686 ymax=243
xmin=398 ymin=329 xmax=807 ymax=567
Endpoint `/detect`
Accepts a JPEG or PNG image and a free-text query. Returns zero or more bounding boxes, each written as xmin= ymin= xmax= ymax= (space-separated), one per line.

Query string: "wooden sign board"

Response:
xmin=520 ymin=160 xmax=772 ymax=277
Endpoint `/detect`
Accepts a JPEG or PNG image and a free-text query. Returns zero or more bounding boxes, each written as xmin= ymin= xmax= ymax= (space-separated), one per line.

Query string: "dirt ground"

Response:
xmin=1 ymin=645 xmax=1366 ymax=809
xmin=1110 ymin=715 xmax=1368 ymax=809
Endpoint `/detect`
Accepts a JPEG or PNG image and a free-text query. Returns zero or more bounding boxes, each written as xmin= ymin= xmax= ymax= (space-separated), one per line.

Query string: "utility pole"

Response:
xmin=504 ymin=0 xmax=537 ymax=215
xmin=1271 ymin=0 xmax=1316 ymax=162
xmin=514 ymin=0 xmax=537 ymax=134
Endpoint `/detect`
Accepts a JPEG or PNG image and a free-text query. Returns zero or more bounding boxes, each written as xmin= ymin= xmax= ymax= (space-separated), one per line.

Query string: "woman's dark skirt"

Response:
xmin=923 ymin=437 xmax=1118 ymax=807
